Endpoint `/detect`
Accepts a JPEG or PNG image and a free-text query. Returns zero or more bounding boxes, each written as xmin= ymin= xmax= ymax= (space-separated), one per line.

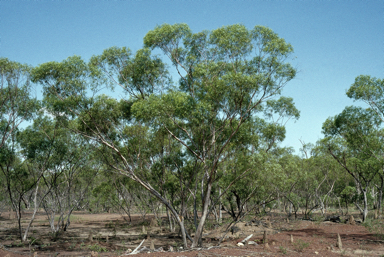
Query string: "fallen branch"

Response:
xmin=241 ymin=234 xmax=253 ymax=244
xmin=129 ymin=239 xmax=145 ymax=255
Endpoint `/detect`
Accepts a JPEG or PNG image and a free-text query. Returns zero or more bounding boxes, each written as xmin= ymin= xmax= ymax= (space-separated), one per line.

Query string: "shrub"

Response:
xmin=293 ymin=239 xmax=310 ymax=252
xmin=363 ymin=219 xmax=384 ymax=240
xmin=87 ymin=244 xmax=108 ymax=252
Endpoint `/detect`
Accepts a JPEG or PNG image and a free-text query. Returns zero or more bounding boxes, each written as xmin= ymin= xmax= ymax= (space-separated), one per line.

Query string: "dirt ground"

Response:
xmin=1 ymin=211 xmax=384 ymax=257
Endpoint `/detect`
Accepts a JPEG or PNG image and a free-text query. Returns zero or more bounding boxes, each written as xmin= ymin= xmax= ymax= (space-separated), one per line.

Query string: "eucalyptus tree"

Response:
xmin=271 ymin=146 xmax=302 ymax=218
xmin=339 ymin=185 xmax=356 ymax=214
xmin=0 ymin=170 xmax=7 ymax=212
xmin=347 ymin=75 xmax=384 ymax=122
xmin=0 ymin=58 xmax=38 ymax=149
xmin=293 ymin=142 xmax=320 ymax=218
xmin=311 ymin=147 xmax=345 ymax=214
xmin=0 ymin=114 xmax=53 ymax=241
xmin=347 ymin=76 xmax=384 ymax=212
xmin=138 ymin=23 xmax=297 ymax=247
xmin=219 ymin=150 xmax=281 ymax=220
xmin=0 ymin=136 xmax=38 ymax=241
xmin=291 ymin=142 xmax=342 ymax=218
xmin=0 ymin=57 xmax=38 ymax=229
xmin=0 ymin=58 xmax=39 ymax=230
xmin=217 ymin=107 xmax=298 ymax=221
xmin=322 ymin=106 xmax=383 ymax=221
xmin=15 ymin=115 xmax=75 ymax=240
xmin=31 ymin=23 xmax=297 ymax=248
xmin=31 ymin=59 xmax=194 ymax=246
xmin=38 ymin=131 xmax=97 ymax=234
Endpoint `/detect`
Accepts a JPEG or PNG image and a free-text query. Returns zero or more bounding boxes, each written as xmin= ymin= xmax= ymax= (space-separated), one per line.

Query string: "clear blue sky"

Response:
xmin=1 ymin=0 xmax=383 ymax=153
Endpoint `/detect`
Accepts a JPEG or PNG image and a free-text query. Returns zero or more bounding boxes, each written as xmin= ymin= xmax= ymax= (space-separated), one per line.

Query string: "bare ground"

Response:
xmin=1 ymin=211 xmax=384 ymax=256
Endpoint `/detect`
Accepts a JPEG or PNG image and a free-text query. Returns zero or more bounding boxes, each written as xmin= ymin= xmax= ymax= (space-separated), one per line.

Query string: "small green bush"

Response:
xmin=293 ymin=239 xmax=310 ymax=252
xmin=87 ymin=244 xmax=108 ymax=252
xmin=363 ymin=218 xmax=384 ymax=240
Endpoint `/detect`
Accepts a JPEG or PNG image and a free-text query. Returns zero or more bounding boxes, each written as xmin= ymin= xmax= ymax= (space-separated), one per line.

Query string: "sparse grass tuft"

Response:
xmin=293 ymin=239 xmax=310 ymax=252
xmin=279 ymin=246 xmax=287 ymax=254
xmin=312 ymin=214 xmax=324 ymax=225
xmin=87 ymin=244 xmax=108 ymax=252
xmin=363 ymin=218 xmax=384 ymax=240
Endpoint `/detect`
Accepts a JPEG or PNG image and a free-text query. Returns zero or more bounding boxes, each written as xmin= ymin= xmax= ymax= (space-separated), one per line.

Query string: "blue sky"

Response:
xmin=1 ymin=0 xmax=383 ymax=153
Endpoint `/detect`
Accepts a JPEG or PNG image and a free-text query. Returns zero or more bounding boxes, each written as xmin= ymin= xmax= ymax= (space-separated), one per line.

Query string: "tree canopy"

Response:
xmin=1 ymin=23 xmax=382 ymax=248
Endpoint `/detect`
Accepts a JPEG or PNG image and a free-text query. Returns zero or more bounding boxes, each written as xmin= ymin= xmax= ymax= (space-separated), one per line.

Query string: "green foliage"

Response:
xmin=144 ymin=23 xmax=192 ymax=51
xmin=3 ymin=24 xmax=384 ymax=252
xmin=321 ymin=74 xmax=384 ymax=222
xmin=347 ymin=75 xmax=384 ymax=104
xmin=265 ymin=97 xmax=300 ymax=121
xmin=279 ymin=246 xmax=287 ymax=254
xmin=363 ymin=219 xmax=384 ymax=240
xmin=323 ymin=106 xmax=381 ymax=149
xmin=31 ymin=56 xmax=90 ymax=118
xmin=293 ymin=239 xmax=310 ymax=252
xmin=76 ymin=95 xmax=121 ymax=136
xmin=340 ymin=185 xmax=355 ymax=200
xmin=28 ymin=236 xmax=42 ymax=246
xmin=0 ymin=57 xmax=39 ymax=150
xmin=87 ymin=244 xmax=108 ymax=252
xmin=89 ymin=46 xmax=170 ymax=99
xmin=27 ymin=23 xmax=299 ymax=247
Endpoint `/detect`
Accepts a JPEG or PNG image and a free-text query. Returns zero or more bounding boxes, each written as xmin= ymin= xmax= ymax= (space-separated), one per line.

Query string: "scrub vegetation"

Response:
xmin=1 ymin=24 xmax=384 ymax=255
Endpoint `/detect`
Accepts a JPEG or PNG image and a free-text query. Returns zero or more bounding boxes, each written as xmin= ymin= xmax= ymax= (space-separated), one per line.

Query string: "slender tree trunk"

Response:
xmin=97 ymin=137 xmax=194 ymax=247
xmin=193 ymin=196 xmax=198 ymax=230
xmin=212 ymin=201 xmax=219 ymax=222
xmin=166 ymin=206 xmax=173 ymax=232
xmin=336 ymin=196 xmax=343 ymax=215
xmin=219 ymin=187 xmax=222 ymax=223
xmin=179 ymin=217 xmax=188 ymax=249
xmin=192 ymin=181 xmax=212 ymax=248
xmin=319 ymin=199 xmax=325 ymax=215
xmin=193 ymin=174 xmax=199 ymax=230
xmin=64 ymin=208 xmax=75 ymax=231
xmin=355 ymin=200 xmax=363 ymax=215
xmin=345 ymin=198 xmax=349 ymax=215
xmin=377 ymin=176 xmax=383 ymax=214
xmin=22 ymin=184 xmax=40 ymax=241
xmin=362 ymin=189 xmax=368 ymax=222
xmin=379 ymin=187 xmax=383 ymax=214
xmin=372 ymin=187 xmax=377 ymax=209
xmin=16 ymin=200 xmax=22 ymax=241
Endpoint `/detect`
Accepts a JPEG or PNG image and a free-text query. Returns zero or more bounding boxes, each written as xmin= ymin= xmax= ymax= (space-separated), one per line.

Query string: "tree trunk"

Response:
xmin=22 ymin=184 xmax=40 ymax=241
xmin=192 ymin=181 xmax=212 ymax=248
xmin=178 ymin=216 xmax=188 ymax=249
xmin=378 ymin=187 xmax=383 ymax=214
xmin=219 ymin=187 xmax=222 ymax=223
xmin=372 ymin=187 xmax=377 ymax=209
xmin=345 ymin=198 xmax=349 ymax=214
xmin=336 ymin=196 xmax=343 ymax=215
xmin=377 ymin=176 xmax=383 ymax=214
xmin=362 ymin=189 xmax=368 ymax=222
xmin=16 ymin=200 xmax=23 ymax=241
xmin=166 ymin=206 xmax=173 ymax=232
xmin=63 ymin=208 xmax=75 ymax=231
xmin=212 ymin=200 xmax=219 ymax=222
xmin=319 ymin=198 xmax=325 ymax=215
